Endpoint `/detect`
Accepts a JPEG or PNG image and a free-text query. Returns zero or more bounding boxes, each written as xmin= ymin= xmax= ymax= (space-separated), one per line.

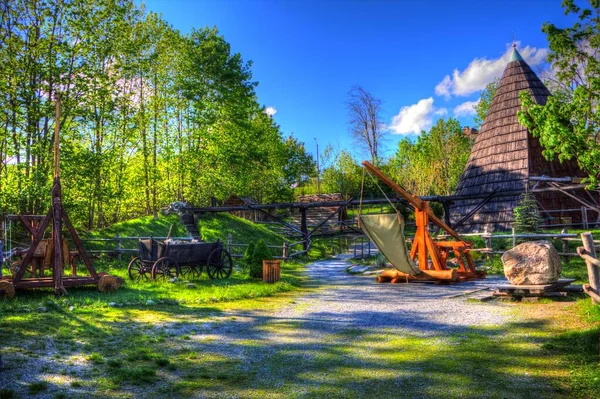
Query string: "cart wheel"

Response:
xmin=180 ymin=264 xmax=202 ymax=279
xmin=152 ymin=257 xmax=179 ymax=280
xmin=207 ymin=248 xmax=233 ymax=280
xmin=0 ymin=280 xmax=15 ymax=299
xmin=128 ymin=257 xmax=150 ymax=281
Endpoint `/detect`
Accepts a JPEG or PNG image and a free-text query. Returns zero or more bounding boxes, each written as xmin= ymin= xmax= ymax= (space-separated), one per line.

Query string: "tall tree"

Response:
xmin=346 ymin=86 xmax=385 ymax=164
xmin=474 ymin=78 xmax=499 ymax=127
xmin=518 ymin=0 xmax=600 ymax=186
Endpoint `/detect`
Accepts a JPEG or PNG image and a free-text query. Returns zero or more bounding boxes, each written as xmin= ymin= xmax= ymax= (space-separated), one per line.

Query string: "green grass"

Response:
xmin=83 ymin=214 xmax=188 ymax=250
xmin=198 ymin=213 xmax=285 ymax=245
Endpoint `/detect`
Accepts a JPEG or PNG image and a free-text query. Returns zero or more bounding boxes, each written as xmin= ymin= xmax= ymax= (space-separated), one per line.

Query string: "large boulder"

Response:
xmin=501 ymin=240 xmax=562 ymax=285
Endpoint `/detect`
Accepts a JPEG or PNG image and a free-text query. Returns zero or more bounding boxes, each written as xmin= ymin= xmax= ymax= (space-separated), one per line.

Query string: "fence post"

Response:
xmin=282 ymin=241 xmax=288 ymax=260
xmin=361 ymin=237 xmax=364 ymax=258
xmin=368 ymin=239 xmax=371 ymax=256
xmin=116 ymin=232 xmax=122 ymax=262
xmin=227 ymin=233 xmax=232 ymax=254
xmin=512 ymin=228 xmax=516 ymax=248
xmin=581 ymin=232 xmax=599 ymax=302
xmin=354 ymin=238 xmax=357 ymax=258
xmin=561 ymin=229 xmax=570 ymax=265
xmin=581 ymin=207 xmax=589 ymax=229
xmin=483 ymin=233 xmax=493 ymax=260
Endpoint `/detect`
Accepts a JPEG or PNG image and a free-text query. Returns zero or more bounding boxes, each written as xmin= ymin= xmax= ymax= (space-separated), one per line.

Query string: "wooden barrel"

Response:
xmin=262 ymin=260 xmax=281 ymax=283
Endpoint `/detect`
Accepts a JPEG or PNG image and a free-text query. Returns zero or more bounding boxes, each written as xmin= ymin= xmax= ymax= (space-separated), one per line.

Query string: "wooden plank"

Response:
xmin=441 ymin=287 xmax=489 ymax=299
xmin=12 ymin=276 xmax=97 ymax=289
xmin=495 ymin=278 xmax=574 ymax=292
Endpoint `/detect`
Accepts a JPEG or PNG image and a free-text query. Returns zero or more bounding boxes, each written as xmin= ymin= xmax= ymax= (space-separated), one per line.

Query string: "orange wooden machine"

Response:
xmin=362 ymin=161 xmax=484 ymax=282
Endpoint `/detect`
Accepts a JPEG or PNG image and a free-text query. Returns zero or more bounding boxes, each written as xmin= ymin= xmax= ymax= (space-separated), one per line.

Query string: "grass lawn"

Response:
xmin=82 ymin=214 xmax=188 ymax=251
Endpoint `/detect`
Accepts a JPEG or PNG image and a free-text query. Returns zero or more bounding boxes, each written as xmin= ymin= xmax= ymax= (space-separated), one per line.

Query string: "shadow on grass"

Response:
xmin=0 ymin=255 xmax=594 ymax=398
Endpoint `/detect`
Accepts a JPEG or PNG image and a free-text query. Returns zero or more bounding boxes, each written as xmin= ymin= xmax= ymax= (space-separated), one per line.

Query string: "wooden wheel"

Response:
xmin=207 ymin=248 xmax=233 ymax=280
xmin=128 ymin=257 xmax=150 ymax=281
xmin=98 ymin=275 xmax=121 ymax=293
xmin=180 ymin=264 xmax=202 ymax=278
xmin=151 ymin=257 xmax=179 ymax=280
xmin=0 ymin=280 xmax=15 ymax=299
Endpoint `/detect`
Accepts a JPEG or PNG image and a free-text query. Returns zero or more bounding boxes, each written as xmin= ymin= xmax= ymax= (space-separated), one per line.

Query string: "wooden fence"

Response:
xmin=71 ymin=234 xmax=310 ymax=261
xmin=577 ymin=232 xmax=600 ymax=304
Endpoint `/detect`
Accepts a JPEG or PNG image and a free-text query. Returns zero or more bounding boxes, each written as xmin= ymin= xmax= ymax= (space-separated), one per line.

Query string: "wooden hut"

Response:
xmin=450 ymin=45 xmax=599 ymax=232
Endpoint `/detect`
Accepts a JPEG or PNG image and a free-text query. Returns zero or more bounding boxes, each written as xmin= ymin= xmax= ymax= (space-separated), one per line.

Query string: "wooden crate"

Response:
xmin=262 ymin=260 xmax=281 ymax=283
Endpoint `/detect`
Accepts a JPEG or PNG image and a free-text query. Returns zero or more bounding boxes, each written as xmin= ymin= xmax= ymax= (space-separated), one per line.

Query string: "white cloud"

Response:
xmin=435 ymin=42 xmax=548 ymax=98
xmin=264 ymin=106 xmax=277 ymax=117
xmin=389 ymin=97 xmax=445 ymax=135
xmin=453 ymin=99 xmax=480 ymax=117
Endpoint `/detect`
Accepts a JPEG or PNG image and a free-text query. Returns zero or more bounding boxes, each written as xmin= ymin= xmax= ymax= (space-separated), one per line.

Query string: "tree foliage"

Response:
xmin=0 ymin=0 xmax=314 ymax=228
xmin=513 ymin=193 xmax=543 ymax=232
xmin=474 ymin=78 xmax=499 ymax=127
xmin=388 ymin=118 xmax=472 ymax=196
xmin=518 ymin=0 xmax=600 ymax=186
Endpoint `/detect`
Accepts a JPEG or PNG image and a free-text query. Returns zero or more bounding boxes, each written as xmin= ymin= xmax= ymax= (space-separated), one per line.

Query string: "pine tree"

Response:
xmin=250 ymin=239 xmax=272 ymax=279
xmin=513 ymin=193 xmax=543 ymax=232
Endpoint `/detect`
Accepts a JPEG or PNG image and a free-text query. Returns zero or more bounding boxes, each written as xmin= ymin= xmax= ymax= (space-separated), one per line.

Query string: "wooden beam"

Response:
xmin=550 ymin=183 xmax=600 ymax=213
xmin=13 ymin=208 xmax=52 ymax=284
xmin=188 ymin=184 xmax=590 ymax=214
xmin=307 ymin=199 xmax=353 ymax=238
xmin=362 ymin=161 xmax=465 ymax=243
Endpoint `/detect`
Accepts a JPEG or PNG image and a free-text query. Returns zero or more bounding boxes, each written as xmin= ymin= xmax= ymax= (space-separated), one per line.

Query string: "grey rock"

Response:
xmin=146 ymin=299 xmax=157 ymax=306
xmin=185 ymin=283 xmax=197 ymax=289
xmin=108 ymin=302 xmax=117 ymax=307
xmin=501 ymin=240 xmax=561 ymax=285
xmin=36 ymin=306 xmax=47 ymax=312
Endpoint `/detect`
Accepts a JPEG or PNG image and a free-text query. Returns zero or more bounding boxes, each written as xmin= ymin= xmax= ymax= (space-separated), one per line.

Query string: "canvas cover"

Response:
xmin=359 ymin=213 xmax=420 ymax=275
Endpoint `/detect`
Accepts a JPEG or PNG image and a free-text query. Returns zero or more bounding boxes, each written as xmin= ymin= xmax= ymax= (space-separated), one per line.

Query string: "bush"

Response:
xmin=243 ymin=241 xmax=255 ymax=268
xmin=249 ymin=239 xmax=272 ymax=279
xmin=513 ymin=192 xmax=543 ymax=232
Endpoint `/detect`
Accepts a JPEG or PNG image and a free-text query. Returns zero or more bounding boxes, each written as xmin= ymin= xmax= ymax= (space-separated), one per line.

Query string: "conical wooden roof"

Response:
xmin=449 ymin=47 xmax=582 ymax=232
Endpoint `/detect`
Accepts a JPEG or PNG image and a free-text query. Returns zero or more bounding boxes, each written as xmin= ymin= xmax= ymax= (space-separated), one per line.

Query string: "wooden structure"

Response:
xmin=223 ymin=195 xmax=272 ymax=222
xmin=578 ymin=232 xmax=600 ymax=303
xmin=450 ymin=45 xmax=599 ymax=232
xmin=262 ymin=260 xmax=281 ymax=283
xmin=127 ymin=238 xmax=233 ymax=281
xmin=0 ymin=98 xmax=114 ymax=297
xmin=492 ymin=278 xmax=578 ymax=299
xmin=363 ymin=161 xmax=481 ymax=280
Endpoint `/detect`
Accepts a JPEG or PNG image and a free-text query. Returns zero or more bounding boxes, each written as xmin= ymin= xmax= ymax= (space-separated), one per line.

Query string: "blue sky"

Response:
xmin=143 ymin=0 xmax=575 ymax=160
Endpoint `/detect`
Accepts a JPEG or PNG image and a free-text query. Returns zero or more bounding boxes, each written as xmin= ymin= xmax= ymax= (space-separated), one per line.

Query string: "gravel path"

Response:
xmin=214 ymin=254 xmax=512 ymax=341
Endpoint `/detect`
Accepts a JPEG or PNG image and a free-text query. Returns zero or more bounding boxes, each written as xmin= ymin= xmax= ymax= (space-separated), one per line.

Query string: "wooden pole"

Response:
xmin=581 ymin=232 xmax=599 ymax=303
xmin=54 ymin=96 xmax=60 ymax=178
xmin=300 ymin=207 xmax=308 ymax=251
xmin=362 ymin=161 xmax=466 ymax=244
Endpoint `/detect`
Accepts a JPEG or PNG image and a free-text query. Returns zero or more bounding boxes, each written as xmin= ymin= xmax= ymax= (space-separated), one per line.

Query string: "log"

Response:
xmin=379 ymin=269 xmax=457 ymax=281
xmin=376 ymin=275 xmax=391 ymax=283
xmin=581 ymin=233 xmax=599 ymax=299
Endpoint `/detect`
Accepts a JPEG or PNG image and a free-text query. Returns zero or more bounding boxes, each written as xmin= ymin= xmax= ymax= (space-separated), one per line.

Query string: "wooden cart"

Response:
xmin=127 ymin=239 xmax=233 ymax=281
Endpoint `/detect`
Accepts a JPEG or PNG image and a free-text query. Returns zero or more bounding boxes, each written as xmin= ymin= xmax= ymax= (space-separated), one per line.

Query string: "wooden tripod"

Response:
xmin=362 ymin=161 xmax=479 ymax=278
xmin=12 ymin=98 xmax=98 ymax=295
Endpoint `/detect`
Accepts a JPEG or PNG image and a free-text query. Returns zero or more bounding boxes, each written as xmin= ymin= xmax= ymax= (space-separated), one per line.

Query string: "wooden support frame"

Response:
xmin=5 ymin=98 xmax=99 ymax=295
xmin=362 ymin=161 xmax=479 ymax=279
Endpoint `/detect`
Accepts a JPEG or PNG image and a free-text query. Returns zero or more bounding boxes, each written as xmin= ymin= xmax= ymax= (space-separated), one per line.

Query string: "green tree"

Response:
xmin=518 ymin=0 xmax=600 ymax=186
xmin=513 ymin=193 xmax=543 ymax=232
xmin=474 ymin=78 xmax=499 ymax=127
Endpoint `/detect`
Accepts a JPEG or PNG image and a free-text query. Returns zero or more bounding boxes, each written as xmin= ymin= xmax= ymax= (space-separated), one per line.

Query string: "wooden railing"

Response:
xmin=577 ymin=232 xmax=600 ymax=304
